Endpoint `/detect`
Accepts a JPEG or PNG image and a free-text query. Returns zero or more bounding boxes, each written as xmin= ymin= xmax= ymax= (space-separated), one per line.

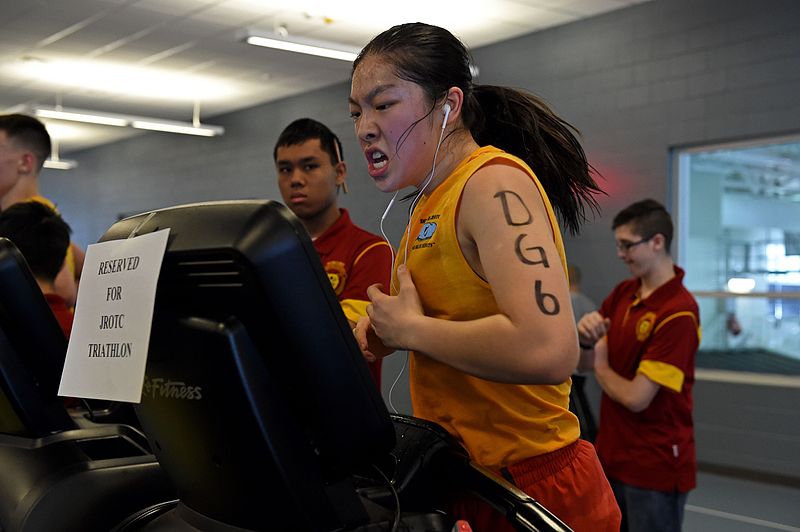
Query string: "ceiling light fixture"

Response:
xmin=131 ymin=119 xmax=219 ymax=137
xmin=35 ymin=107 xmax=128 ymax=127
xmin=43 ymin=158 xmax=78 ymax=170
xmin=31 ymin=105 xmax=224 ymax=137
xmin=43 ymin=138 xmax=77 ymax=170
xmin=240 ymin=29 xmax=360 ymax=62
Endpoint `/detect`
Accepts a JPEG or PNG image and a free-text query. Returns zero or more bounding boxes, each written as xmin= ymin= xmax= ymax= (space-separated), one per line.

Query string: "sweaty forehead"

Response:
xmin=351 ymin=57 xmax=403 ymax=99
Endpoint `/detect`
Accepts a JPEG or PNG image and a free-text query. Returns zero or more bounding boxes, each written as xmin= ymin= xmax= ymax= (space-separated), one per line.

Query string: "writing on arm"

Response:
xmin=493 ymin=189 xmax=561 ymax=317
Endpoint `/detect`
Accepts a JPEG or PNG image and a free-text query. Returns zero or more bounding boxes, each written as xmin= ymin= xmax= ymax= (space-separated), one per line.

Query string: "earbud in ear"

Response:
xmin=441 ymin=103 xmax=451 ymax=129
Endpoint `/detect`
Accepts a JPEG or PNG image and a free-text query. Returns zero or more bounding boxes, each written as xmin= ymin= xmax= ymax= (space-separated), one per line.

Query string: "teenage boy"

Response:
xmin=577 ymin=199 xmax=700 ymax=532
xmin=274 ymin=118 xmax=392 ymax=388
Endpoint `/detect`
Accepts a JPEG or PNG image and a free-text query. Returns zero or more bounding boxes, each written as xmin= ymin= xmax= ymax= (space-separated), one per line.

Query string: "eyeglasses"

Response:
xmin=615 ymin=235 xmax=654 ymax=252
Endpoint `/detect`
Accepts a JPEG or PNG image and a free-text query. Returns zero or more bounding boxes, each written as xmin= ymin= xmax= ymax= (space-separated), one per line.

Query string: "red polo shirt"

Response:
xmin=596 ymin=266 xmax=700 ymax=492
xmin=313 ymin=209 xmax=392 ymax=388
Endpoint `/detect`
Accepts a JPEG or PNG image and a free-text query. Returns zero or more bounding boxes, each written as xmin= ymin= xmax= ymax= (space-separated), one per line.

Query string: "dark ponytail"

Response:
xmin=354 ymin=23 xmax=602 ymax=234
xmin=465 ymin=86 xmax=601 ymax=234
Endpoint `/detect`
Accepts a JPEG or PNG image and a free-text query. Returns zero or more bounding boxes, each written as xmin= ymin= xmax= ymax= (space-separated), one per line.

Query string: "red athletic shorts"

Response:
xmin=451 ymin=439 xmax=621 ymax=531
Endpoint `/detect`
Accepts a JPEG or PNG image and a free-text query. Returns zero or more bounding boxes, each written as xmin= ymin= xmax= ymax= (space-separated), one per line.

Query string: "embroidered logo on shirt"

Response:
xmin=325 ymin=260 xmax=347 ymax=295
xmin=412 ymin=214 xmax=440 ymax=251
xmin=636 ymin=312 xmax=657 ymax=342
xmin=417 ymin=222 xmax=437 ymax=241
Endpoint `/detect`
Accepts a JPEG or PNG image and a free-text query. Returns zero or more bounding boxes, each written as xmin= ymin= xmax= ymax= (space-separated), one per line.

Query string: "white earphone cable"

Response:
xmin=382 ymin=109 xmax=449 ymax=413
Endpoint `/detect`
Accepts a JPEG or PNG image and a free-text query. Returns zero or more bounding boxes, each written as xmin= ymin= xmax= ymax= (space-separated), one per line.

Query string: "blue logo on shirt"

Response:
xmin=417 ymin=222 xmax=437 ymax=241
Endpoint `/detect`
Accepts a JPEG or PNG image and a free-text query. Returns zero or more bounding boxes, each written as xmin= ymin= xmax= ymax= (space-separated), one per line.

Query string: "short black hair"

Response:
xmin=0 ymin=201 xmax=71 ymax=282
xmin=273 ymin=118 xmax=343 ymax=165
xmin=0 ymin=114 xmax=52 ymax=172
xmin=612 ymin=198 xmax=673 ymax=251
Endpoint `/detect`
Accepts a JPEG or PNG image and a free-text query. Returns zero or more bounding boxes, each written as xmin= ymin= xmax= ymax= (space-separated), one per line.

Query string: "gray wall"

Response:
xmin=694 ymin=380 xmax=800 ymax=481
xmin=40 ymin=0 xmax=800 ymax=476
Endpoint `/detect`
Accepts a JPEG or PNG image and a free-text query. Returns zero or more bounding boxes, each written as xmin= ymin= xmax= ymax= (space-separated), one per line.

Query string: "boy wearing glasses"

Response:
xmin=577 ymin=199 xmax=699 ymax=532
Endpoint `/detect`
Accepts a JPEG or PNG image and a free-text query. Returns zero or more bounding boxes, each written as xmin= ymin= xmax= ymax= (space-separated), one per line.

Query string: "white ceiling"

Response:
xmin=0 ymin=0 xmax=651 ymax=154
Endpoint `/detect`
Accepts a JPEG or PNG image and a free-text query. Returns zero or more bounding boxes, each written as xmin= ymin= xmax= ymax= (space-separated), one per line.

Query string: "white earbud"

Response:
xmin=441 ymin=103 xmax=451 ymax=129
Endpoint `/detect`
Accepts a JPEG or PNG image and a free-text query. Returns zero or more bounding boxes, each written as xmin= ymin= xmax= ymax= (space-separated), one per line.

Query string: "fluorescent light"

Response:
xmin=245 ymin=36 xmax=358 ymax=61
xmin=43 ymin=158 xmax=78 ymax=170
xmin=35 ymin=107 xmax=129 ymax=127
xmin=727 ymin=278 xmax=756 ymax=293
xmin=241 ymin=29 xmax=360 ymax=62
xmin=131 ymin=120 xmax=221 ymax=137
xmin=29 ymin=105 xmax=224 ymax=137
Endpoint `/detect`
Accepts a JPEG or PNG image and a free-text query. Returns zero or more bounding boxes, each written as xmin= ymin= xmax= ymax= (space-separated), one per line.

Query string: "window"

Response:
xmin=673 ymin=135 xmax=800 ymax=377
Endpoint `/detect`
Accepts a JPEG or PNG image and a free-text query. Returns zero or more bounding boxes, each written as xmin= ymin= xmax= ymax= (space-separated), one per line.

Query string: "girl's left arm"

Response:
xmin=367 ymin=163 xmax=579 ymax=384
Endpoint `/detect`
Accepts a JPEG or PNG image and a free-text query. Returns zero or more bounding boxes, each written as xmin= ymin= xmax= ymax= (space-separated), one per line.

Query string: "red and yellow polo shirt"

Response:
xmin=313 ymin=209 xmax=392 ymax=388
xmin=597 ymin=266 xmax=700 ymax=492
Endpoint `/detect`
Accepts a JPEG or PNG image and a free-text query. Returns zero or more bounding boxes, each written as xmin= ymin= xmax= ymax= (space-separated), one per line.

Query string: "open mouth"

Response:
xmin=370 ymin=150 xmax=388 ymax=169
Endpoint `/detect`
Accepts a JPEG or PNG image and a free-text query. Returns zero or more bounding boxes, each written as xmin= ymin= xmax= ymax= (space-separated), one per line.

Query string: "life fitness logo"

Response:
xmin=142 ymin=376 xmax=203 ymax=400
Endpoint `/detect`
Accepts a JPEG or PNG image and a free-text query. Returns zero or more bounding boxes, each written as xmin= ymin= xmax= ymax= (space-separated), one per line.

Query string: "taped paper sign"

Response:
xmin=58 ymin=228 xmax=169 ymax=403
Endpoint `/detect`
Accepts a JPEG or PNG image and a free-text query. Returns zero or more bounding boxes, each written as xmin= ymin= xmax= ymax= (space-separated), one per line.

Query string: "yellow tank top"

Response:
xmin=395 ymin=146 xmax=579 ymax=469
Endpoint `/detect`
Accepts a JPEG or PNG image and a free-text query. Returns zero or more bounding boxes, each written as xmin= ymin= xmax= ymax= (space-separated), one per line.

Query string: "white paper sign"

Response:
xmin=58 ymin=228 xmax=170 ymax=403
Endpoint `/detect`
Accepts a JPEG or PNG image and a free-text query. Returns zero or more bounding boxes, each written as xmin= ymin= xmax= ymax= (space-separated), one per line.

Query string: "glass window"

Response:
xmin=673 ymin=135 xmax=800 ymax=377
